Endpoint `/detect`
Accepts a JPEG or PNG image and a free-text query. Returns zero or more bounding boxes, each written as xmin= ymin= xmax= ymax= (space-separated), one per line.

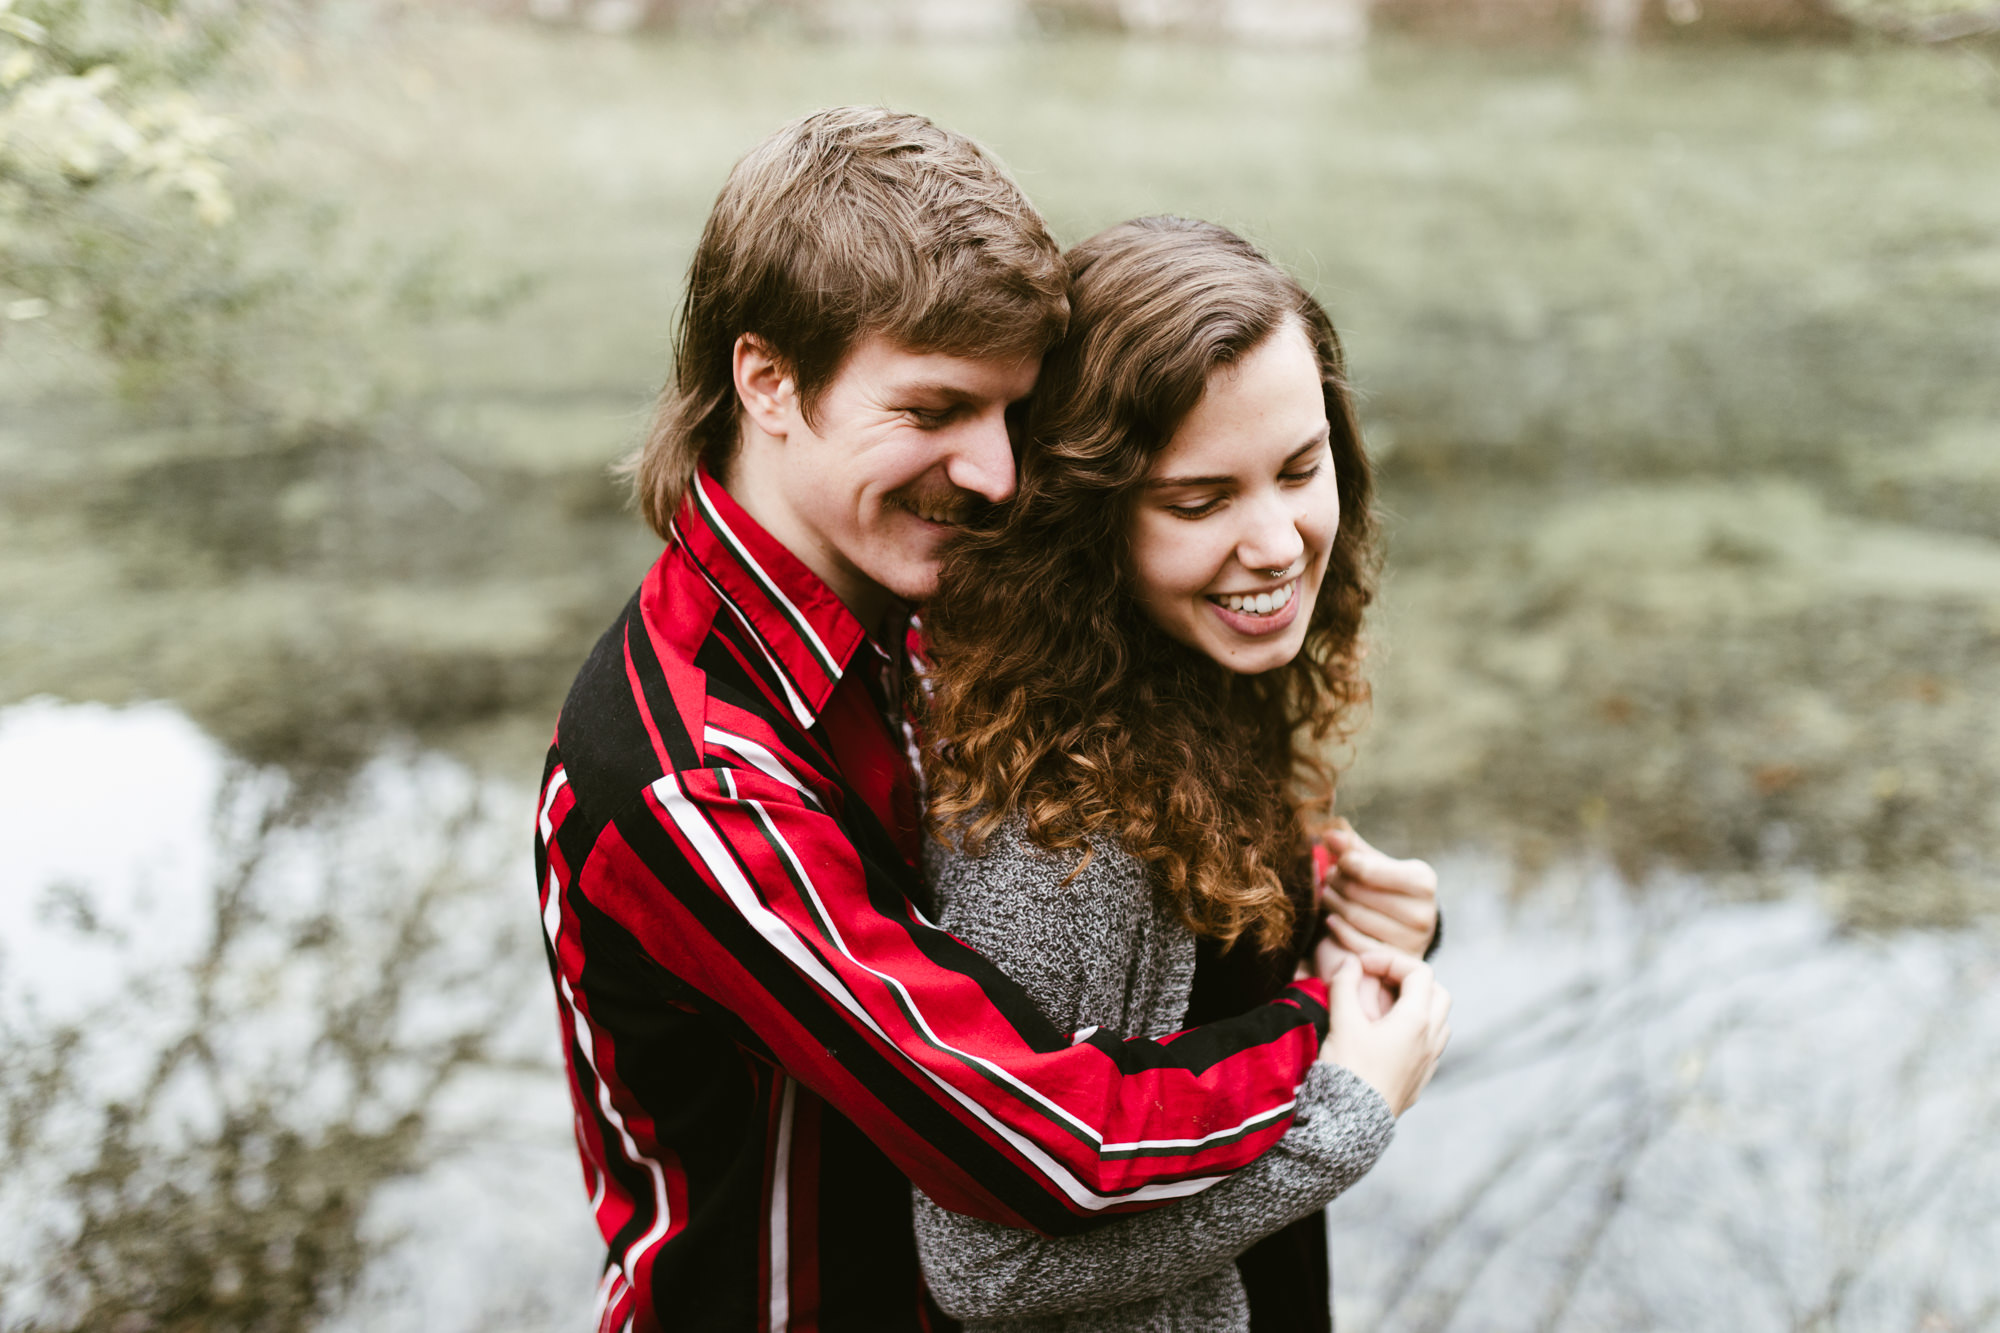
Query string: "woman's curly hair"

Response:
xmin=922 ymin=217 xmax=1378 ymax=954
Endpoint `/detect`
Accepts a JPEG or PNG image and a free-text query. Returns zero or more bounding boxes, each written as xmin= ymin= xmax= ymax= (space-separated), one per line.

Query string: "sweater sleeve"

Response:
xmin=915 ymin=1062 xmax=1394 ymax=1321
xmin=914 ymin=826 xmax=1395 ymax=1321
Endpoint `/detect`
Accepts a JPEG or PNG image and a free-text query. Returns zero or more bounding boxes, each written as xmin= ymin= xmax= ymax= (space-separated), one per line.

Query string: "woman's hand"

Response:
xmin=1317 ymin=820 xmax=1439 ymax=959
xmin=1315 ymin=945 xmax=1451 ymax=1118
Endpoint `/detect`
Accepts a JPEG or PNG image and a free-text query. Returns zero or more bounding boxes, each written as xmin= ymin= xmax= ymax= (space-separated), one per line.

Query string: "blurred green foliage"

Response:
xmin=1 ymin=0 xmax=530 ymax=418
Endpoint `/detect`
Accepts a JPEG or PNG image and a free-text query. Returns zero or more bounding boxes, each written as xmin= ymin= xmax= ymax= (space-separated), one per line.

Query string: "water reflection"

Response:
xmin=1334 ymin=862 xmax=2000 ymax=1331
xmin=0 ymin=699 xmax=594 ymax=1332
xmin=3 ymin=700 xmax=1994 ymax=1330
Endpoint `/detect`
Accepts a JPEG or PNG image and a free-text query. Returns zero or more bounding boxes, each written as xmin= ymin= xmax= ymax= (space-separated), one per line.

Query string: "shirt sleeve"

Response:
xmin=578 ymin=761 xmax=1330 ymax=1237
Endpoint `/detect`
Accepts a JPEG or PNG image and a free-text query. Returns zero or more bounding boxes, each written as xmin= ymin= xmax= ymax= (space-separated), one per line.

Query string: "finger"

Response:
xmin=1333 ymin=882 xmax=1433 ymax=929
xmin=1319 ymin=817 xmax=1361 ymax=853
xmin=1330 ymin=895 xmax=1422 ymax=953
xmin=1326 ymin=949 xmax=1365 ymax=1020
xmin=1327 ymin=914 xmax=1390 ymax=956
xmin=1336 ymin=848 xmax=1438 ymax=899
xmin=1362 ymin=951 xmax=1431 ymax=988
xmin=1314 ymin=937 xmax=1355 ymax=981
xmin=1328 ymin=908 xmax=1392 ymax=948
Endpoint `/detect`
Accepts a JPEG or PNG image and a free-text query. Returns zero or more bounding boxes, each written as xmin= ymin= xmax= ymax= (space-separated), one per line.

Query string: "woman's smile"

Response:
xmin=1205 ymin=577 xmax=1301 ymax=635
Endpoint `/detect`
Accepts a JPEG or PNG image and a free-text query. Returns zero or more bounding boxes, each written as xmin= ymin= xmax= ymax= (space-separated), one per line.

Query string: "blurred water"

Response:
xmin=0 ymin=700 xmax=596 ymax=1331
xmin=1331 ymin=862 xmax=2000 ymax=1331
xmin=4 ymin=700 xmax=1994 ymax=1330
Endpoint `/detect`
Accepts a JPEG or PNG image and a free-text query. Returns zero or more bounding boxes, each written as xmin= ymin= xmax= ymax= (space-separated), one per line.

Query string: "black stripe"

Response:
xmin=567 ymin=885 xmax=766 ymax=1328
xmin=553 ymin=591 xmax=664 ymax=875
xmin=689 ymin=482 xmax=842 ymax=680
xmin=620 ymin=594 xmax=702 ymax=772
xmin=815 ymin=1106 xmax=930 ymax=1332
xmin=682 ymin=516 xmax=829 ymax=710
xmin=697 ymin=620 xmax=837 ymax=776
xmin=609 ymin=796 xmax=1074 ymax=1234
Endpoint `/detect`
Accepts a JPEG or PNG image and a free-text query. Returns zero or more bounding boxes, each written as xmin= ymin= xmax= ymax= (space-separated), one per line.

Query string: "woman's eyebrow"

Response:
xmin=1145 ymin=471 xmax=1236 ymax=489
xmin=1147 ymin=430 xmax=1332 ymax=489
xmin=1288 ymin=428 xmax=1332 ymax=461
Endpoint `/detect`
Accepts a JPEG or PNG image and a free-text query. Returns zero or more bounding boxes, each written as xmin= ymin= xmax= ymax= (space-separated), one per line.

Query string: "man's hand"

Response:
xmin=1316 ymin=820 xmax=1439 ymax=960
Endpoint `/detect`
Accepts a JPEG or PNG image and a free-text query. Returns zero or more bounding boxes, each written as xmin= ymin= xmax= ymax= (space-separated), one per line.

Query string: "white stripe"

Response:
xmin=768 ymin=1076 xmax=798 ymax=1333
xmin=739 ymin=795 xmax=1291 ymax=1157
xmin=696 ymin=562 xmax=818 ymax=730
xmin=591 ymin=1266 xmax=624 ymax=1333
xmin=540 ymin=770 xmax=570 ymax=948
xmin=539 ymin=767 xmax=569 ymax=841
xmin=694 ymin=474 xmax=840 ymax=677
xmin=705 ymin=727 xmax=823 ymax=808
xmin=563 ymin=972 xmax=674 ymax=1275
xmin=654 ymin=774 xmax=1279 ymax=1209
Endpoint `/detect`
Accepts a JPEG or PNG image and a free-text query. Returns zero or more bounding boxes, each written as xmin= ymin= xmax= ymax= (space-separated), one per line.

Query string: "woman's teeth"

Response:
xmin=1214 ymin=582 xmax=1295 ymax=616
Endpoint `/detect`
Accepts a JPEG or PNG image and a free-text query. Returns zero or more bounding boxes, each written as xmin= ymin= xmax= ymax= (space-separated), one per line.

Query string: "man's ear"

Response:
xmin=733 ymin=333 xmax=798 ymax=440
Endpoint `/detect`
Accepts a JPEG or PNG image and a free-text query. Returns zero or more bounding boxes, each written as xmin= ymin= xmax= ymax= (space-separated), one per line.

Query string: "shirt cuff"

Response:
xmin=1282 ymin=976 xmax=1331 ymax=1042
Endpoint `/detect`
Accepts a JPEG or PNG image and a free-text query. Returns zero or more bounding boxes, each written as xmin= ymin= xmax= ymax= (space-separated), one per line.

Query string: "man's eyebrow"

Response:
xmin=887 ymin=380 xmax=977 ymax=403
xmin=1145 ymin=429 xmax=1331 ymax=489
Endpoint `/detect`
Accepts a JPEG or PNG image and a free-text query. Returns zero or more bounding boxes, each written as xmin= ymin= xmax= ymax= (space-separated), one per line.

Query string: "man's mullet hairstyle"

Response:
xmin=627 ymin=106 xmax=1070 ymax=537
xmin=923 ymin=216 xmax=1379 ymax=956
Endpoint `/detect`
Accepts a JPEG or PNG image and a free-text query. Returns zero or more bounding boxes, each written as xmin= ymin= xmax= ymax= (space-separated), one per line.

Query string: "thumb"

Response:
xmin=1328 ymin=950 xmax=1365 ymax=1022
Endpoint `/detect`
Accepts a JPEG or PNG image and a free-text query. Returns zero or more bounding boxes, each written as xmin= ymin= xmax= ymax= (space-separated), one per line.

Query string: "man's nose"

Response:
xmin=943 ymin=408 xmax=1018 ymax=504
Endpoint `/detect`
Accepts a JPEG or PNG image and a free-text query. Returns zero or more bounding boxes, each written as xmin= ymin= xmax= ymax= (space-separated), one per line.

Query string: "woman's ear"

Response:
xmin=732 ymin=333 xmax=798 ymax=439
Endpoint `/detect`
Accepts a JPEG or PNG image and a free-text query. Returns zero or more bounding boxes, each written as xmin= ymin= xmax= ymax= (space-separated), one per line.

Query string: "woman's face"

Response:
xmin=1127 ymin=320 xmax=1339 ymax=676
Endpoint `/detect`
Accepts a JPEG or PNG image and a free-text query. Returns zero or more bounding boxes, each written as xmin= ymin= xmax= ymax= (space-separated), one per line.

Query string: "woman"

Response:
xmin=913 ymin=217 xmax=1451 ymax=1332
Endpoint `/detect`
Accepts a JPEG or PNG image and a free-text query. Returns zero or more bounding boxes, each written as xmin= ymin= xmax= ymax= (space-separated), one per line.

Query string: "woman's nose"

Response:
xmin=1236 ymin=493 xmax=1306 ymax=575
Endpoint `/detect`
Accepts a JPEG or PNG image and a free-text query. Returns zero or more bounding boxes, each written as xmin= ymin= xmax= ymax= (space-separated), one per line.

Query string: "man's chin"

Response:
xmin=873 ymin=559 xmax=942 ymax=609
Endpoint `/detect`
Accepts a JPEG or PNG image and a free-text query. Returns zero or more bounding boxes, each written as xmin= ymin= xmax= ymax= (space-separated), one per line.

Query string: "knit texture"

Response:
xmin=914 ymin=821 xmax=1396 ymax=1332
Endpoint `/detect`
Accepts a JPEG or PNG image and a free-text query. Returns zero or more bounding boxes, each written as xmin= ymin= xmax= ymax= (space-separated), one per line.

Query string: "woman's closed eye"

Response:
xmin=1166 ymin=493 xmax=1226 ymax=519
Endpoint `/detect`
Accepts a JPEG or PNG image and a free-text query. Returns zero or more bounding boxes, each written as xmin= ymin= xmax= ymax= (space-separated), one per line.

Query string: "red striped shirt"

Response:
xmin=535 ymin=472 xmax=1331 ymax=1332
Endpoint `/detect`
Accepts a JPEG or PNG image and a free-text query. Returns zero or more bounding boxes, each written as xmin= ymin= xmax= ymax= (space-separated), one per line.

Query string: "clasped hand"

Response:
xmin=1293 ymin=821 xmax=1451 ymax=1117
xmin=1315 ymin=817 xmax=1439 ymax=962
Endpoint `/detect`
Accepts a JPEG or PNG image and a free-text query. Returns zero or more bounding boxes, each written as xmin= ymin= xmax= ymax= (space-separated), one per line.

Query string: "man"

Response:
xmin=534 ymin=106 xmax=1438 ymax=1332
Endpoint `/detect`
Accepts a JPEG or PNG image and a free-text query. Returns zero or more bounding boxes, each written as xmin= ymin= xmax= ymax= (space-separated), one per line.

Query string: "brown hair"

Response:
xmin=626 ymin=106 xmax=1070 ymax=538
xmin=923 ymin=217 xmax=1378 ymax=954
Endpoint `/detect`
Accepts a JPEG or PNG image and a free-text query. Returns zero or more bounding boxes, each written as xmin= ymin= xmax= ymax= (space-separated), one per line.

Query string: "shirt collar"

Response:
xmin=671 ymin=469 xmax=889 ymax=725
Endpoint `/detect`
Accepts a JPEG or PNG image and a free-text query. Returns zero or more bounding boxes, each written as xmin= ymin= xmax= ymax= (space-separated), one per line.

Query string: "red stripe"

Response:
xmin=541 ymin=491 xmax=1330 ymax=1324
xmin=622 ymin=626 xmax=675 ymax=775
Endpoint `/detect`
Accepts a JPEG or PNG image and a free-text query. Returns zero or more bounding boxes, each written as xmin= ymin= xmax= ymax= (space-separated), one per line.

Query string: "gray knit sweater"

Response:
xmin=913 ymin=822 xmax=1396 ymax=1333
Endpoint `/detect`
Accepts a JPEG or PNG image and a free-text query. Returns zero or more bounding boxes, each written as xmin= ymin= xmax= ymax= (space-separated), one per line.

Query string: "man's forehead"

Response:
xmin=847 ymin=334 xmax=1040 ymax=399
